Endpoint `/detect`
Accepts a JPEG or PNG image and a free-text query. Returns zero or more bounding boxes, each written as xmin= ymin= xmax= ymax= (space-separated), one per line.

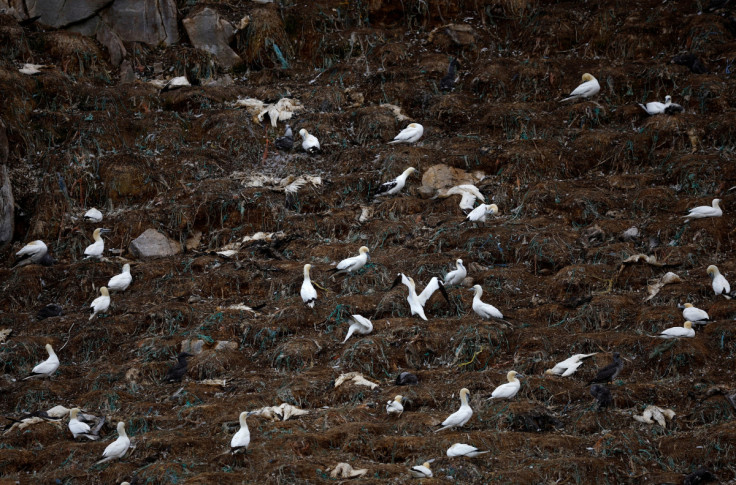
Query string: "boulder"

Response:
xmin=0 ymin=164 xmax=13 ymax=244
xmin=129 ymin=228 xmax=182 ymax=258
xmin=420 ymin=164 xmax=483 ymax=190
xmin=183 ymin=8 xmax=241 ymax=68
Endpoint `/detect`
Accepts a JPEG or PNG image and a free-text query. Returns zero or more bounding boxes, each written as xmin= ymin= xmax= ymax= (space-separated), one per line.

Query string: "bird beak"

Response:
xmin=100 ymin=228 xmax=112 ymax=234
xmin=517 ymin=374 xmax=526 ymax=378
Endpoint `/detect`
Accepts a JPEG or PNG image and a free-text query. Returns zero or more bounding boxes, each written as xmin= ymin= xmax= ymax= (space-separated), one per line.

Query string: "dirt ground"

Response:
xmin=1 ymin=0 xmax=736 ymax=483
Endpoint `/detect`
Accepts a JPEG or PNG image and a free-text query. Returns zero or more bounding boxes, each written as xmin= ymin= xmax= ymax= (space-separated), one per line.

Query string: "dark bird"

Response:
xmin=395 ymin=371 xmax=418 ymax=385
xmin=587 ymin=352 xmax=623 ymax=385
xmin=274 ymin=124 xmax=293 ymax=151
xmin=590 ymin=384 xmax=613 ymax=409
xmin=36 ymin=304 xmax=63 ymax=321
xmin=672 ymin=53 xmax=709 ymax=74
xmin=18 ymin=15 xmax=41 ymax=27
xmin=164 ymin=352 xmax=193 ymax=382
xmin=440 ymin=58 xmax=459 ymax=91
xmin=684 ymin=468 xmax=717 ymax=485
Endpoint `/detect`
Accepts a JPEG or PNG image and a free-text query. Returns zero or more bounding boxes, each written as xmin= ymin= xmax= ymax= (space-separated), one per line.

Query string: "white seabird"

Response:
xmin=638 ymin=95 xmax=684 ymax=115
xmin=443 ymin=259 xmax=467 ymax=286
xmin=470 ymin=285 xmax=503 ymax=320
xmin=560 ymin=73 xmax=600 ymax=102
xmin=392 ymin=273 xmax=427 ymax=321
xmin=14 ymin=240 xmax=53 ymax=267
xmin=545 ymin=353 xmax=597 ymax=377
xmin=84 ymin=208 xmax=103 ymax=223
xmin=415 ymin=276 xmax=450 ymax=307
xmin=374 ymin=167 xmax=418 ymax=197
xmin=231 ymin=411 xmax=250 ymax=453
xmin=108 ymin=264 xmax=133 ymax=292
xmin=89 ymin=287 xmax=111 ymax=321
xmin=409 ymin=462 xmax=433 ymax=478
xmin=329 ymin=246 xmax=370 ymax=278
xmin=435 ymin=388 xmax=472 ymax=432
xmin=707 ymin=265 xmax=731 ymax=297
xmin=683 ymin=199 xmax=722 ymax=220
xmin=440 ymin=184 xmax=485 ymax=212
xmin=386 ymin=395 xmax=404 ymax=416
xmin=447 ymin=443 xmax=490 ymax=458
xmin=488 ymin=371 xmax=522 ymax=400
xmin=464 ymin=203 xmax=499 ymax=223
xmin=342 ymin=314 xmax=373 ymax=343
xmin=300 ymin=264 xmax=317 ymax=308
xmin=658 ymin=321 xmax=695 ymax=338
xmin=96 ymin=421 xmax=130 ymax=464
xmin=68 ymin=407 xmax=102 ymax=440
xmin=299 ymin=128 xmax=321 ymax=154
xmin=84 ymin=228 xmax=111 ymax=259
xmin=679 ymin=303 xmax=710 ymax=323
xmin=388 ymin=123 xmax=424 ymax=144
xmin=23 ymin=343 xmax=59 ymax=380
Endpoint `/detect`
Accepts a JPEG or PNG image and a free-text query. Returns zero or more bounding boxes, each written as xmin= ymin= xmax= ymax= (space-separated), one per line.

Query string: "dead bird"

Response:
xmin=274 ymin=124 xmax=293 ymax=151
xmin=36 ymin=304 xmax=63 ymax=321
xmin=587 ymin=352 xmax=623 ymax=385
xmin=164 ymin=352 xmax=194 ymax=382
xmin=590 ymin=384 xmax=612 ymax=409
xmin=440 ymin=58 xmax=459 ymax=91
xmin=672 ymin=53 xmax=708 ymax=74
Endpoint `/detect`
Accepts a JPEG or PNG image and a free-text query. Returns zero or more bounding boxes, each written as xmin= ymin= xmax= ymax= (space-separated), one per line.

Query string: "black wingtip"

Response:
xmin=390 ymin=273 xmax=402 ymax=290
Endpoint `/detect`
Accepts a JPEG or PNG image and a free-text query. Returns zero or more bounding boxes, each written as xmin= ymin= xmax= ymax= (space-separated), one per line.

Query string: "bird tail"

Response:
xmin=387 ymin=139 xmax=401 ymax=145
xmin=94 ymin=456 xmax=114 ymax=465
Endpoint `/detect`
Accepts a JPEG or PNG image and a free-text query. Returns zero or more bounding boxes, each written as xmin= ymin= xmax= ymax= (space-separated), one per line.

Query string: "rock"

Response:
xmin=95 ymin=22 xmax=126 ymax=65
xmin=183 ymin=8 xmax=242 ymax=68
xmin=622 ymin=227 xmax=639 ymax=241
xmin=28 ymin=0 xmax=112 ymax=28
xmin=119 ymin=59 xmax=135 ymax=83
xmin=417 ymin=186 xmax=437 ymax=199
xmin=185 ymin=231 xmax=202 ymax=250
xmin=129 ymin=229 xmax=182 ymax=258
xmin=0 ymin=118 xmax=7 ymax=163
xmin=421 ymin=164 xmax=483 ymax=191
xmin=181 ymin=339 xmax=205 ymax=355
xmin=0 ymin=164 xmax=13 ymax=244
xmin=214 ymin=340 xmax=238 ymax=351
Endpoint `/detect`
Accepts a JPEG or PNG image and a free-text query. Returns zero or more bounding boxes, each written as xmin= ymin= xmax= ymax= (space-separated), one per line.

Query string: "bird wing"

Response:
xmin=103 ymin=437 xmax=129 ymax=458
xmin=392 ymin=126 xmax=416 ymax=142
xmin=417 ymin=278 xmax=440 ymax=306
xmin=336 ymin=255 xmax=358 ymax=271
xmin=375 ymin=179 xmax=398 ymax=195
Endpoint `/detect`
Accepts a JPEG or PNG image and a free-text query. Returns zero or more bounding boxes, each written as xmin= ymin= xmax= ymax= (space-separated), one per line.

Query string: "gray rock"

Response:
xmin=417 ymin=185 xmax=437 ymax=199
xmin=181 ymin=339 xmax=205 ymax=354
xmin=119 ymin=59 xmax=136 ymax=83
xmin=622 ymin=227 xmax=639 ymax=241
xmin=183 ymin=8 xmax=242 ymax=68
xmin=129 ymin=228 xmax=182 ymax=258
xmin=0 ymin=164 xmax=13 ymax=244
xmin=95 ymin=22 xmax=126 ymax=65
xmin=27 ymin=0 xmax=111 ymax=28
xmin=214 ymin=340 xmax=238 ymax=351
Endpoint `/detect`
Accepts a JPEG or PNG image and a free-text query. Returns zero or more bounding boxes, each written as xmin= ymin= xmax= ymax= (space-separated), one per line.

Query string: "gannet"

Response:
xmin=440 ymin=58 xmax=459 ymax=91
xmin=374 ymin=167 xmax=418 ymax=197
xmin=488 ymin=371 xmax=522 ymax=400
xmin=329 ymin=246 xmax=370 ymax=278
xmin=89 ymin=287 xmax=110 ymax=321
xmin=464 ymin=203 xmax=499 ymax=222
xmin=409 ymin=462 xmax=433 ymax=478
xmin=470 ymin=285 xmax=503 ymax=320
xmin=590 ymin=384 xmax=612 ymax=409
xmin=447 ymin=443 xmax=490 ymax=457
xmin=395 ymin=371 xmax=418 ymax=385
xmin=36 ymin=303 xmax=63 ymax=321
xmin=684 ymin=199 xmax=722 ymax=220
xmin=330 ymin=463 xmax=368 ymax=479
xmin=416 ymin=277 xmax=450 ymax=307
xmin=68 ymin=408 xmax=102 ymax=440
xmin=14 ymin=240 xmax=55 ymax=267
xmin=23 ymin=343 xmax=59 ymax=380
xmin=386 ymin=395 xmax=404 ymax=416
xmin=658 ymin=321 xmax=695 ymax=338
xmin=545 ymin=353 xmax=597 ymax=377
xmin=434 ymin=388 xmax=472 ymax=432
xmin=560 ymin=73 xmax=600 ymax=102
xmin=634 ymin=405 xmax=676 ymax=427
xmin=679 ymin=303 xmax=710 ymax=322
xmin=707 ymin=265 xmax=731 ymax=297
xmin=299 ymin=129 xmax=320 ymax=154
xmin=438 ymin=185 xmax=484 ymax=212
xmin=160 ymin=76 xmax=191 ymax=92
xmin=391 ymin=273 xmax=427 ymax=321
xmin=587 ymin=352 xmax=623 ymax=384
xmin=108 ymin=264 xmax=132 ymax=292
xmin=274 ymin=124 xmax=293 ymax=151
xmin=84 ymin=228 xmax=111 ymax=259
xmin=342 ymin=314 xmax=373 ymax=343
xmin=231 ymin=411 xmax=250 ymax=453
xmin=257 ymin=98 xmax=304 ymax=128
xmin=164 ymin=352 xmax=193 ymax=382
xmin=96 ymin=421 xmax=130 ymax=464
xmin=443 ymin=259 xmax=467 ymax=286
xmin=388 ymin=123 xmax=424 ymax=144
xmin=84 ymin=208 xmax=103 ymax=222
xmin=638 ymin=95 xmax=684 ymax=115
xmin=300 ymin=264 xmax=317 ymax=308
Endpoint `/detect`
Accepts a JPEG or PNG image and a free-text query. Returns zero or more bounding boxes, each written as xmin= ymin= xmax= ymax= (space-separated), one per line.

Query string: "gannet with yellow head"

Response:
xmin=330 ymin=246 xmax=370 ymax=278
xmin=388 ymin=123 xmax=424 ymax=144
xmin=443 ymin=259 xmax=467 ymax=286
xmin=23 ymin=343 xmax=59 ymax=380
xmin=342 ymin=314 xmax=373 ymax=343
xmin=89 ymin=287 xmax=110 ymax=321
xmin=409 ymin=462 xmax=433 ymax=478
xmin=231 ymin=411 xmax=250 ymax=453
xmin=488 ymin=371 xmax=522 ymax=400
xmin=96 ymin=421 xmax=130 ymax=464
xmin=300 ymin=264 xmax=317 ymax=308
xmin=374 ymin=167 xmax=418 ymax=197
xmin=658 ymin=321 xmax=695 ymax=338
xmin=434 ymin=388 xmax=472 ymax=432
xmin=684 ymin=199 xmax=722 ymax=220
xmin=386 ymin=395 xmax=404 ymax=416
xmin=679 ymin=303 xmax=710 ymax=323
xmin=447 ymin=443 xmax=490 ymax=457
xmin=108 ymin=264 xmax=132 ymax=292
xmin=464 ymin=203 xmax=498 ymax=223
xmin=84 ymin=228 xmax=111 ymax=259
xmin=560 ymin=73 xmax=600 ymax=102
xmin=707 ymin=265 xmax=731 ymax=297
xmin=470 ymin=285 xmax=503 ymax=320
xmin=545 ymin=353 xmax=597 ymax=377
xmin=298 ymin=128 xmax=320 ymax=154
